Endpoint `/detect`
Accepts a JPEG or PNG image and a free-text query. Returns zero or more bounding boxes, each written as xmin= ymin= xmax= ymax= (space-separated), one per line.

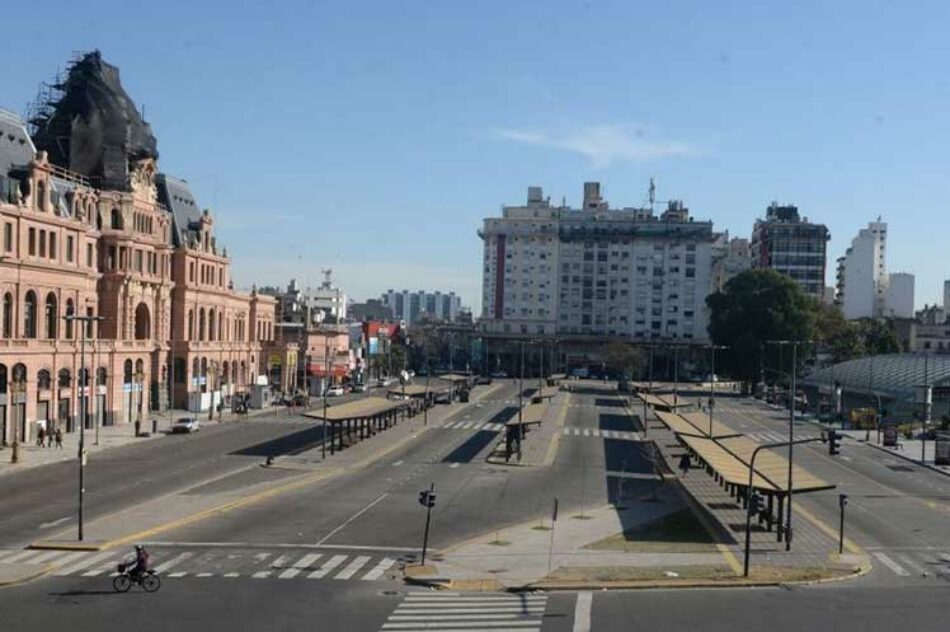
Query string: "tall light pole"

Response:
xmin=707 ymin=345 xmax=729 ymax=436
xmin=9 ymin=376 xmax=25 ymax=463
xmin=518 ymin=340 xmax=525 ymax=461
xmin=321 ymin=330 xmax=331 ymax=459
xmin=766 ymin=339 xmax=810 ymax=551
xmin=64 ymin=311 xmax=102 ymax=541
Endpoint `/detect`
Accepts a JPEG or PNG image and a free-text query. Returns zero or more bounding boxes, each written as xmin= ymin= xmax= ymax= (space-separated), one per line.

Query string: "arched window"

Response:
xmin=97 ymin=367 xmax=107 ymax=386
xmin=12 ymin=363 xmax=26 ymax=384
xmin=37 ymin=369 xmax=51 ymax=390
xmin=2 ymin=293 xmax=11 ymax=338
xmin=187 ymin=309 xmax=194 ymax=340
xmin=0 ymin=364 xmax=7 ymax=393
xmin=111 ymin=208 xmax=123 ymax=230
xmin=45 ymin=292 xmax=57 ymax=339
xmin=222 ymin=361 xmax=229 ymax=385
xmin=58 ymin=368 xmax=71 ymax=388
xmin=135 ymin=359 xmax=144 ymax=379
xmin=199 ymin=308 xmax=206 ymax=341
xmin=134 ymin=303 xmax=150 ymax=340
xmin=64 ymin=299 xmax=75 ymax=339
xmin=123 ymin=359 xmax=133 ymax=384
xmin=240 ymin=361 xmax=247 ymax=385
xmin=231 ymin=362 xmax=237 ymax=384
xmin=218 ymin=312 xmax=224 ymax=342
xmin=78 ymin=367 xmax=89 ymax=387
xmin=200 ymin=357 xmax=208 ymax=378
xmin=24 ymin=290 xmax=37 ymax=338
xmin=208 ymin=308 xmax=216 ymax=341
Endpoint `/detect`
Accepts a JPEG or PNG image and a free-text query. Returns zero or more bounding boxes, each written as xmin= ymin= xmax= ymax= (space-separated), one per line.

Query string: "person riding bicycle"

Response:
xmin=130 ymin=544 xmax=150 ymax=578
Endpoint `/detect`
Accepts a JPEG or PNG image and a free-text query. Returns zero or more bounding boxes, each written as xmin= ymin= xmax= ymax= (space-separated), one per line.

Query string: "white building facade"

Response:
xmin=836 ymin=219 xmax=887 ymax=320
xmin=382 ymin=289 xmax=462 ymax=326
xmin=479 ymin=183 xmax=715 ymax=343
xmin=884 ymin=272 xmax=915 ymax=319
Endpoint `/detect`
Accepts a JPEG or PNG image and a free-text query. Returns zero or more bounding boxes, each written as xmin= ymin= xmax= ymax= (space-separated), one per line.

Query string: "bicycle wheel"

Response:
xmin=113 ymin=574 xmax=132 ymax=593
xmin=142 ymin=573 xmax=161 ymax=593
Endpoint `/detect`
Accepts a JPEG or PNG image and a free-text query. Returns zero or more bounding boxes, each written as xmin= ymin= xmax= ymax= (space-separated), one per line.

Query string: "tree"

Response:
xmin=706 ymin=269 xmax=814 ymax=385
xmin=605 ymin=342 xmax=643 ymax=379
xmin=857 ymin=318 xmax=901 ymax=355
xmin=813 ymin=302 xmax=863 ymax=363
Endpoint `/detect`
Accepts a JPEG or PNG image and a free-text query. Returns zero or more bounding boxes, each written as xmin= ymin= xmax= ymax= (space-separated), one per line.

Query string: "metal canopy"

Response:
xmin=304 ymin=397 xmax=407 ymax=422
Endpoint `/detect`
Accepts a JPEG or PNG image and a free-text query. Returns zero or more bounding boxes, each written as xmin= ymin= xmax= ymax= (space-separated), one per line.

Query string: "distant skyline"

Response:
xmin=3 ymin=1 xmax=949 ymax=312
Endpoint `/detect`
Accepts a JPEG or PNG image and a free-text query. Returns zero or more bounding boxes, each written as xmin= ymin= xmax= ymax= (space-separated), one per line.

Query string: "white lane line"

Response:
xmin=382 ymin=621 xmax=541 ymax=629
xmin=2 ymin=550 xmax=46 ymax=563
xmin=316 ymin=492 xmax=389 ymax=546
xmin=278 ymin=553 xmax=322 ymax=578
xmin=392 ymin=460 xmax=404 ymax=467
xmin=20 ymin=550 xmax=65 ymax=565
xmin=55 ymin=551 xmax=111 ymax=576
xmin=573 ymin=591 xmax=592 ymax=632
xmin=47 ymin=551 xmax=88 ymax=569
xmin=562 ymin=428 xmax=571 ymax=436
xmin=195 ymin=572 xmax=214 ymax=578
xmin=251 ymin=570 xmax=272 ymax=579
xmin=223 ymin=572 xmax=240 ymax=578
xmin=334 ymin=555 xmax=371 ymax=579
xmin=308 ymin=554 xmax=347 ymax=578
xmin=449 ymin=463 xmax=460 ymax=469
xmin=897 ymin=553 xmax=927 ymax=576
xmin=873 ymin=552 xmax=910 ymax=576
xmin=361 ymin=557 xmax=395 ymax=580
xmin=153 ymin=552 xmax=194 ymax=574
xmin=38 ymin=516 xmax=71 ymax=530
xmin=168 ymin=571 xmax=187 ymax=578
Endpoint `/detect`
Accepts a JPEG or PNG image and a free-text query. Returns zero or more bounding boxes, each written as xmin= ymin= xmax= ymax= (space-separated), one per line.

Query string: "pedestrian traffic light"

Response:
xmin=748 ymin=492 xmax=762 ymax=515
xmin=828 ymin=430 xmax=841 ymax=455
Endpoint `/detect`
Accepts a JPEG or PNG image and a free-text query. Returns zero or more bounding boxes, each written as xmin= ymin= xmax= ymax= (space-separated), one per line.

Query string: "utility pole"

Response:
xmin=518 ymin=340 xmax=525 ymax=461
xmin=322 ymin=331 xmax=330 ymax=459
xmin=708 ymin=345 xmax=728 ymax=436
xmin=64 ymin=311 xmax=102 ymax=542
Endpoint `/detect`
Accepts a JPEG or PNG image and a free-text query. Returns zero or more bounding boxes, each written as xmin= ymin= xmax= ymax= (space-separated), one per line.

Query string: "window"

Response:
xmin=65 ymin=299 xmax=75 ymax=338
xmin=45 ymin=292 xmax=57 ymax=338
xmin=28 ymin=228 xmax=36 ymax=256
xmin=66 ymin=235 xmax=74 ymax=262
xmin=2 ymin=293 xmax=11 ymax=337
xmin=58 ymin=368 xmax=71 ymax=388
xmin=3 ymin=223 xmax=11 ymax=252
xmin=49 ymin=233 xmax=57 ymax=259
xmin=37 ymin=369 xmax=51 ymax=390
xmin=135 ymin=249 xmax=143 ymax=272
xmin=39 ymin=230 xmax=46 ymax=257
xmin=24 ymin=290 xmax=37 ymax=338
xmin=111 ymin=208 xmax=123 ymax=230
xmin=87 ymin=244 xmax=94 ymax=268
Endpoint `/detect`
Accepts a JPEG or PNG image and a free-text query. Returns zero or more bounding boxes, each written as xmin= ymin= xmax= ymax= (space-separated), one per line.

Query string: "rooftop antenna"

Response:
xmin=649 ymin=177 xmax=656 ymax=212
xmin=321 ymin=267 xmax=333 ymax=288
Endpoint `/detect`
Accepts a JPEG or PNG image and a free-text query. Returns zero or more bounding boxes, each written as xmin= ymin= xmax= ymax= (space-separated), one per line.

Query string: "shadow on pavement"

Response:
xmin=229 ymin=426 xmax=325 ymax=458
xmin=599 ymin=412 xmax=641 ymax=432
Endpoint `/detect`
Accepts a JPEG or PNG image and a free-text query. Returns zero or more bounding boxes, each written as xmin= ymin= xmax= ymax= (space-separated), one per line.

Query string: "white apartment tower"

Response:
xmin=836 ymin=219 xmax=888 ymax=320
xmin=884 ymin=272 xmax=915 ymax=319
xmin=479 ymin=183 xmax=715 ymax=343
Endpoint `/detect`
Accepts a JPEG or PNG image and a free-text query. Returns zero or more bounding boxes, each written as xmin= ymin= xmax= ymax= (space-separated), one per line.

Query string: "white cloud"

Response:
xmin=491 ymin=124 xmax=695 ymax=168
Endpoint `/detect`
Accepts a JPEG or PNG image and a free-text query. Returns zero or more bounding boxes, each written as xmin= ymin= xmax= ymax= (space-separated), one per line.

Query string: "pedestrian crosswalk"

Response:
xmin=870 ymin=549 xmax=950 ymax=578
xmin=440 ymin=420 xmax=506 ymax=432
xmin=562 ymin=426 xmax=642 ymax=441
xmin=0 ymin=546 xmax=404 ymax=583
xmin=379 ymin=592 xmax=548 ymax=631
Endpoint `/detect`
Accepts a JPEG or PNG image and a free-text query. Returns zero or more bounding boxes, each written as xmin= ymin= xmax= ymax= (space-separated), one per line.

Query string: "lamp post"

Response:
xmin=321 ymin=331 xmax=331 ymax=459
xmin=207 ymin=363 xmax=216 ymax=422
xmin=9 ymin=377 xmax=25 ymax=463
xmin=64 ymin=311 xmax=102 ymax=541
xmin=766 ymin=339 xmax=810 ymax=551
xmin=135 ymin=367 xmax=145 ymax=435
xmin=707 ymin=345 xmax=729 ymax=436
xmin=518 ymin=340 xmax=526 ymax=461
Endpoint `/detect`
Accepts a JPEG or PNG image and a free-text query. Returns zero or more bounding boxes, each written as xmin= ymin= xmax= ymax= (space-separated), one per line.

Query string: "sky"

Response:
xmin=3 ymin=0 xmax=949 ymax=312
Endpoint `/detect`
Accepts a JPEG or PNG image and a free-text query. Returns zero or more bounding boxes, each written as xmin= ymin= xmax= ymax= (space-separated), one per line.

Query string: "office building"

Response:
xmin=750 ymin=203 xmax=830 ymax=300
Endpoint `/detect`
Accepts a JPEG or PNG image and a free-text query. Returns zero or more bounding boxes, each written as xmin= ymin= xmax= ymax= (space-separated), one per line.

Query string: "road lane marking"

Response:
xmin=308 ymin=554 xmax=347 ymax=578
xmin=316 ymin=492 xmax=389 ymax=545
xmin=2 ymin=550 xmax=46 ymax=563
xmin=873 ymin=552 xmax=909 ymax=576
xmin=278 ymin=553 xmax=322 ymax=578
xmin=153 ymin=552 xmax=193 ymax=574
xmin=897 ymin=553 xmax=927 ymax=576
xmin=55 ymin=551 xmax=110 ymax=576
xmin=21 ymin=550 xmax=66 ymax=565
xmin=392 ymin=460 xmax=404 ymax=467
xmin=195 ymin=572 xmax=214 ymax=578
xmin=168 ymin=571 xmax=187 ymax=578
xmin=334 ymin=555 xmax=370 ymax=579
xmin=573 ymin=591 xmax=592 ymax=632
xmin=361 ymin=557 xmax=395 ymax=580
xmin=449 ymin=462 xmax=460 ymax=469
xmin=38 ymin=516 xmax=71 ymax=530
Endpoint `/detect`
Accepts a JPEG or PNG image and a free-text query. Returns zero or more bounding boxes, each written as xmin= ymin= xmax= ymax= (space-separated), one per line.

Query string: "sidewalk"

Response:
xmin=485 ymin=390 xmax=570 ymax=466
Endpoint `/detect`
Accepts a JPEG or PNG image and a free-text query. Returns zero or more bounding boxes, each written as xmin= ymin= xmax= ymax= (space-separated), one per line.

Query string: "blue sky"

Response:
xmin=3 ymin=1 xmax=949 ymax=311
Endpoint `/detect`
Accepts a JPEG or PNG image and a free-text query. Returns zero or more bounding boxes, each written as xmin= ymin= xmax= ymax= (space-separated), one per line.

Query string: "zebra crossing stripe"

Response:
xmin=168 ymin=571 xmax=187 ymax=578
xmin=361 ymin=557 xmax=395 ymax=580
xmin=897 ymin=553 xmax=927 ymax=576
xmin=56 ymin=551 xmax=110 ymax=576
xmin=194 ymin=572 xmax=214 ymax=578
xmin=3 ymin=550 xmax=46 ymax=564
xmin=873 ymin=552 xmax=910 ymax=576
xmin=308 ymin=554 xmax=347 ymax=578
xmin=583 ymin=429 xmax=591 ymax=437
xmin=153 ymin=552 xmax=194 ymax=574
xmin=278 ymin=553 xmax=323 ymax=578
xmin=384 ymin=594 xmax=548 ymax=630
xmin=334 ymin=555 xmax=371 ymax=580
xmin=48 ymin=550 xmax=88 ymax=569
xmin=251 ymin=570 xmax=271 ymax=579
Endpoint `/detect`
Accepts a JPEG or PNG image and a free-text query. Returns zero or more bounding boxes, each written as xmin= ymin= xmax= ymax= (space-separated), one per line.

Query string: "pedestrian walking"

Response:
xmin=37 ymin=426 xmax=46 ymax=448
xmin=55 ymin=428 xmax=63 ymax=449
xmin=47 ymin=427 xmax=54 ymax=448
xmin=678 ymin=452 xmax=691 ymax=477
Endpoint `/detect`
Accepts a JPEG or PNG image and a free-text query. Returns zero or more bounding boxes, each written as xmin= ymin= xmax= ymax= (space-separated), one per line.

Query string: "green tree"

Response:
xmin=813 ymin=302 xmax=864 ymax=363
xmin=706 ymin=269 xmax=814 ymax=385
xmin=857 ymin=318 xmax=901 ymax=355
xmin=605 ymin=342 xmax=643 ymax=378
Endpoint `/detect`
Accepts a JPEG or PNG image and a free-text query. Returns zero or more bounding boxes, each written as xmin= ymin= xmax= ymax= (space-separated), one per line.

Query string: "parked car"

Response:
xmin=475 ymin=375 xmax=492 ymax=385
xmin=352 ymin=383 xmax=367 ymax=393
xmin=326 ymin=386 xmax=345 ymax=397
xmin=172 ymin=417 xmax=201 ymax=434
xmin=490 ymin=371 xmax=508 ymax=378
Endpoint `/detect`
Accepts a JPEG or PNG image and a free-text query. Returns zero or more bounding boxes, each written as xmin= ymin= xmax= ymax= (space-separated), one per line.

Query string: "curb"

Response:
xmin=0 ymin=564 xmax=53 ymax=588
xmin=864 ymin=441 xmax=950 ymax=479
xmin=29 ymin=540 xmax=105 ymax=552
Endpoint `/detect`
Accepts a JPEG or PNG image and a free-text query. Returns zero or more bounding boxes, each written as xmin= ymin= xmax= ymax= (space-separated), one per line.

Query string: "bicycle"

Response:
xmin=113 ymin=563 xmax=161 ymax=593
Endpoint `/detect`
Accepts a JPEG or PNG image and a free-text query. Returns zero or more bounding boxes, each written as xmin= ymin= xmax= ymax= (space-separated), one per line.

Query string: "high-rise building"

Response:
xmin=884 ymin=272 xmax=915 ymax=319
xmin=750 ymin=203 xmax=830 ymax=300
xmin=381 ymin=289 xmax=461 ymax=326
xmin=710 ymin=232 xmax=751 ymax=292
xmin=478 ymin=183 xmax=716 ymax=344
xmin=835 ymin=219 xmax=887 ymax=319
xmin=943 ymin=279 xmax=950 ymax=314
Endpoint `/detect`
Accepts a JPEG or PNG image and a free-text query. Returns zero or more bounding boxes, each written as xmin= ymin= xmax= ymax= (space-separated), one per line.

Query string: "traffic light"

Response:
xmin=418 ymin=490 xmax=436 ymax=508
xmin=748 ymin=492 xmax=762 ymax=515
xmin=828 ymin=430 xmax=841 ymax=455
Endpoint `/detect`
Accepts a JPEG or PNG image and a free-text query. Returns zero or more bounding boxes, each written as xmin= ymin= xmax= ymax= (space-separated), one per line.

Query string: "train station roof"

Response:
xmin=802 ymin=353 xmax=950 ymax=402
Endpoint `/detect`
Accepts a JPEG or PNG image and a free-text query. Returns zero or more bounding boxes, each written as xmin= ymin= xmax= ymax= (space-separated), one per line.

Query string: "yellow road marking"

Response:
xmin=542 ymin=392 xmax=571 ymax=466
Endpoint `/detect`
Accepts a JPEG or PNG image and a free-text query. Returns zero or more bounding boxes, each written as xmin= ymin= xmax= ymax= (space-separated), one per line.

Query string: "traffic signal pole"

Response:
xmin=419 ymin=482 xmax=435 ymax=565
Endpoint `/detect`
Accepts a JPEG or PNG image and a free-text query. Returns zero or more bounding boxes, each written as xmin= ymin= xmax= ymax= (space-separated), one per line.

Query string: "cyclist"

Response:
xmin=130 ymin=544 xmax=150 ymax=579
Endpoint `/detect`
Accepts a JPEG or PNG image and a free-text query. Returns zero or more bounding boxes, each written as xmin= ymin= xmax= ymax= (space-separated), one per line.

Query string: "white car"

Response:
xmin=172 ymin=417 xmax=201 ymax=434
xmin=326 ymin=386 xmax=345 ymax=397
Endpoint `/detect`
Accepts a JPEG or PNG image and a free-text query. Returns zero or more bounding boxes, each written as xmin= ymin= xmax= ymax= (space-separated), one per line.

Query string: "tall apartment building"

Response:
xmin=479 ymin=182 xmax=716 ymax=346
xmin=835 ymin=219 xmax=887 ymax=319
xmin=0 ymin=52 xmax=276 ymax=446
xmin=884 ymin=272 xmax=915 ymax=319
xmin=750 ymin=203 xmax=830 ymax=300
xmin=382 ymin=289 xmax=461 ymax=326
xmin=710 ymin=231 xmax=751 ymax=292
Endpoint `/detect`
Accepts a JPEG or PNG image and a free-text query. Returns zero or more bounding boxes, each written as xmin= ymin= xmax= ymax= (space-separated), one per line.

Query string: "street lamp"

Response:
xmin=64 ymin=311 xmax=103 ymax=541
xmin=707 ymin=345 xmax=729 ymax=437
xmin=766 ymin=339 xmax=811 ymax=551
xmin=9 ymin=376 xmax=26 ymax=463
xmin=135 ymin=367 xmax=145 ymax=434
xmin=207 ymin=363 xmax=216 ymax=422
